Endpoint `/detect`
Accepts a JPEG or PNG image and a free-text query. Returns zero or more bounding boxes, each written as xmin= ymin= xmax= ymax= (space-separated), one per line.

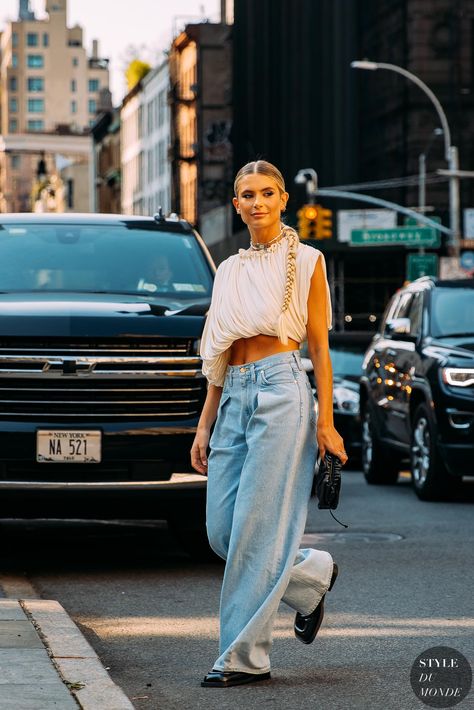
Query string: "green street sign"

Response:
xmin=407 ymin=253 xmax=438 ymax=281
xmin=350 ymin=226 xmax=440 ymax=247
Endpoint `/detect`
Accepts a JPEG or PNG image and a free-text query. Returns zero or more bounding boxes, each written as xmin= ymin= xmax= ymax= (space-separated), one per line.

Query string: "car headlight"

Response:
xmin=333 ymin=385 xmax=359 ymax=413
xmin=442 ymin=367 xmax=474 ymax=387
xmin=192 ymin=338 xmax=201 ymax=356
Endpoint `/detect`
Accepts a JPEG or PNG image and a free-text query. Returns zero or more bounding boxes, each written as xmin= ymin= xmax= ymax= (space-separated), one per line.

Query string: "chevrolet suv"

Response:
xmin=359 ymin=276 xmax=474 ymax=500
xmin=0 ymin=213 xmax=215 ymax=547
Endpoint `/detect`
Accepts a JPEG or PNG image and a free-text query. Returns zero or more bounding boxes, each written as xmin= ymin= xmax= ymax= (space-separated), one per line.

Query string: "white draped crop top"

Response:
xmin=200 ymin=233 xmax=333 ymax=387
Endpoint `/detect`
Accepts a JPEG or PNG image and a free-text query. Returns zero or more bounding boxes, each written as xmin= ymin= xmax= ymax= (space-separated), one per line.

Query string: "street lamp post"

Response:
xmin=350 ymin=60 xmax=460 ymax=259
xmin=419 ymin=127 xmax=444 ymax=218
xmin=294 ymin=168 xmax=318 ymax=203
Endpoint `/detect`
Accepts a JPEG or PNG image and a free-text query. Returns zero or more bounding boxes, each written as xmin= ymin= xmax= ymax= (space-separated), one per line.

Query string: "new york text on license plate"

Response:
xmin=36 ymin=430 xmax=101 ymax=463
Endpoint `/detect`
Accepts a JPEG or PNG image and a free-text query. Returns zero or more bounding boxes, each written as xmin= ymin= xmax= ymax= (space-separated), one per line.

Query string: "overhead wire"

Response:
xmin=326 ymin=173 xmax=449 ymax=192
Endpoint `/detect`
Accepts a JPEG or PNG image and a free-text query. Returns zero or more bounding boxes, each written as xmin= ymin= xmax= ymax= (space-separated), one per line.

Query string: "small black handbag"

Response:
xmin=314 ymin=452 xmax=349 ymax=528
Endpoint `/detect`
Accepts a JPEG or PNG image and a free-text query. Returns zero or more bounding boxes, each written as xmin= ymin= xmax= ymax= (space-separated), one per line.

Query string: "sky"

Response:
xmin=1 ymin=0 xmax=221 ymax=103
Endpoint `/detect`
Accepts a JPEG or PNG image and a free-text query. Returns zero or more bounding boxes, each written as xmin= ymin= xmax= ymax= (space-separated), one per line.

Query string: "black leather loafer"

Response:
xmin=294 ymin=561 xmax=338 ymax=644
xmin=201 ymin=669 xmax=271 ymax=687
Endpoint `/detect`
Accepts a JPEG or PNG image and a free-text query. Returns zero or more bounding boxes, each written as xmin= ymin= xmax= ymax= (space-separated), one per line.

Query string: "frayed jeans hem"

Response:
xmin=211 ymin=665 xmax=272 ymax=674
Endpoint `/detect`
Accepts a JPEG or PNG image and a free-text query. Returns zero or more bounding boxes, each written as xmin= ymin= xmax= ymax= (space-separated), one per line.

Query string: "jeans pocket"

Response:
xmin=217 ymin=388 xmax=231 ymax=414
xmin=209 ymin=389 xmax=232 ymax=449
xmin=261 ymin=362 xmax=298 ymax=386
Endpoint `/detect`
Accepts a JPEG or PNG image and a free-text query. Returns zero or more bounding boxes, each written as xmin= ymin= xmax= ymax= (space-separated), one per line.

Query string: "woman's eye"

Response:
xmin=264 ymin=191 xmax=274 ymax=196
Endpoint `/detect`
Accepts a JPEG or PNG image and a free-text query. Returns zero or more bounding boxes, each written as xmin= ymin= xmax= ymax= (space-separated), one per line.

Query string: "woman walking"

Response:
xmin=191 ymin=160 xmax=348 ymax=688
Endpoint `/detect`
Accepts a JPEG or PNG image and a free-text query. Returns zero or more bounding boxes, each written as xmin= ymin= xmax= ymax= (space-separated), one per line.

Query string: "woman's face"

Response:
xmin=233 ymin=173 xmax=288 ymax=231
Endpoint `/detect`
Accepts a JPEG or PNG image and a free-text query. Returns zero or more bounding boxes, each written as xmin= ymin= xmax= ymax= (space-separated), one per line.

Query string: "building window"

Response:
xmin=28 ymin=77 xmax=44 ymax=92
xmin=71 ymin=78 xmax=76 ymax=92
xmin=12 ymin=54 xmax=18 ymax=68
xmin=43 ymin=33 xmax=49 ymax=47
xmin=27 ymin=55 xmax=44 ymax=68
xmin=147 ymin=148 xmax=153 ymax=182
xmin=88 ymin=99 xmax=97 ymax=114
xmin=12 ymin=32 xmax=18 ymax=48
xmin=11 ymin=155 xmax=21 ymax=169
xmin=72 ymin=57 xmax=79 ymax=67
xmin=27 ymin=33 xmax=38 ymax=47
xmin=66 ymin=179 xmax=74 ymax=209
xmin=71 ymin=100 xmax=77 ymax=114
xmin=28 ymin=98 xmax=44 ymax=113
xmin=158 ymin=89 xmax=166 ymax=127
xmin=9 ymin=98 xmax=18 ymax=113
xmin=27 ymin=119 xmax=44 ymax=131
xmin=88 ymin=79 xmax=99 ymax=92
xmin=89 ymin=119 xmax=95 ymax=127
xmin=158 ymin=139 xmax=166 ymax=176
xmin=9 ymin=76 xmax=18 ymax=91
xmin=9 ymin=119 xmax=18 ymax=133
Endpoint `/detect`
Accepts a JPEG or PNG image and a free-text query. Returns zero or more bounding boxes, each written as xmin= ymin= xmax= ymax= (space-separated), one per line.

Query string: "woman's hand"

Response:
xmin=190 ymin=427 xmax=210 ymax=475
xmin=317 ymin=423 xmax=349 ymax=466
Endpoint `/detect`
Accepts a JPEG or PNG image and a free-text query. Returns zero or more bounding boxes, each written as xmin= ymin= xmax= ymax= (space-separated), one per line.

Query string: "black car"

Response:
xmin=300 ymin=332 xmax=372 ymax=467
xmin=0 ymin=213 xmax=215 ymax=547
xmin=360 ymin=276 xmax=474 ymax=500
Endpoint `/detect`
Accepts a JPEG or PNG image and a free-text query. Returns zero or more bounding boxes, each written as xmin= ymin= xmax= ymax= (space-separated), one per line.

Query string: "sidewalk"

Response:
xmin=0 ymin=598 xmax=134 ymax=710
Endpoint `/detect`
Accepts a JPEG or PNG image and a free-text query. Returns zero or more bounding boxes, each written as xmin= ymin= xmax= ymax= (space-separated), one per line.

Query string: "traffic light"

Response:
xmin=297 ymin=204 xmax=333 ymax=240
xmin=316 ymin=206 xmax=333 ymax=239
xmin=297 ymin=204 xmax=318 ymax=239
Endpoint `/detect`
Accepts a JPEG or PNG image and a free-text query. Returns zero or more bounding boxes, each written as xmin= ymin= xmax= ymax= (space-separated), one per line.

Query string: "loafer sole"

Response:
xmin=201 ymin=670 xmax=271 ymax=687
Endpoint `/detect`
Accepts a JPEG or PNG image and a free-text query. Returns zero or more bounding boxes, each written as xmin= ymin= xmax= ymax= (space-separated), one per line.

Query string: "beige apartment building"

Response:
xmin=0 ymin=0 xmax=109 ymax=212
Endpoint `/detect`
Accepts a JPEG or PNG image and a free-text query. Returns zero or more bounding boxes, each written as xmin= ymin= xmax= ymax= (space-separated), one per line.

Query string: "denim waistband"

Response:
xmin=225 ymin=349 xmax=304 ymax=385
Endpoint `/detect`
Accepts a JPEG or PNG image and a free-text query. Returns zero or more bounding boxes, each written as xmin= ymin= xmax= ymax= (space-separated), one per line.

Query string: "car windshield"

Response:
xmin=430 ymin=287 xmax=474 ymax=337
xmin=329 ymin=345 xmax=366 ymax=377
xmin=0 ymin=222 xmax=213 ymax=299
xmin=301 ymin=340 xmax=366 ymax=377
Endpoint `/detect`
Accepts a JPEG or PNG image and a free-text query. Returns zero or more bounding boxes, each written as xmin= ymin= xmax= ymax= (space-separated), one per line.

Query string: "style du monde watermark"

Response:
xmin=410 ymin=646 xmax=472 ymax=707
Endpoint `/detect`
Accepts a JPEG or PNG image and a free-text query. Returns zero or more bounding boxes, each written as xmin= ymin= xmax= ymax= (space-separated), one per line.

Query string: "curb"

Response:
xmin=21 ymin=599 xmax=134 ymax=710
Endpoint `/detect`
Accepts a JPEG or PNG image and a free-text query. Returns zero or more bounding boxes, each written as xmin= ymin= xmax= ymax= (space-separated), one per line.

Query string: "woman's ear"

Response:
xmin=232 ymin=196 xmax=240 ymax=213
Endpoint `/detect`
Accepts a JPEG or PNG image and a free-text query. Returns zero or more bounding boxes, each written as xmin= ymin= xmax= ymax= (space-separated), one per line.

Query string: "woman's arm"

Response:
xmin=306 ymin=256 xmax=348 ymax=465
xmin=190 ymin=384 xmax=223 ymax=474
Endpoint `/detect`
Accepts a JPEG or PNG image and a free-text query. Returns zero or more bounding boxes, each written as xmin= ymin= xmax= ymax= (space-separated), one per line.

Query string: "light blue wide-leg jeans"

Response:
xmin=206 ymin=350 xmax=334 ymax=674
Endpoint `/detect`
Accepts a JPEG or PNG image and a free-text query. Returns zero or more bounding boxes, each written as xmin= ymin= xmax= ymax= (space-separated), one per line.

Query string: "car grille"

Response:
xmin=0 ymin=338 xmax=205 ymax=419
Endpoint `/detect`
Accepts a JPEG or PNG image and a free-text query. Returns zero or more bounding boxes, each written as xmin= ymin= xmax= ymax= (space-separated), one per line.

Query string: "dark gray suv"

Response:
xmin=359 ymin=276 xmax=474 ymax=500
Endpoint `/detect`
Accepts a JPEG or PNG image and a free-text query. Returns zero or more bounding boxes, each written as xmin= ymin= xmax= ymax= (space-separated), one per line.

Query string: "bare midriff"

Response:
xmin=228 ymin=333 xmax=300 ymax=366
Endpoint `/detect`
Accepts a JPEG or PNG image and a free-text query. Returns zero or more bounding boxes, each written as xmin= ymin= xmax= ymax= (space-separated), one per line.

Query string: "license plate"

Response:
xmin=36 ymin=430 xmax=101 ymax=463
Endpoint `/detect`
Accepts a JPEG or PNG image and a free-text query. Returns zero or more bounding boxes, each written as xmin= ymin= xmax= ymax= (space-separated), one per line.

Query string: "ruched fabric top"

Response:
xmin=200 ymin=234 xmax=333 ymax=387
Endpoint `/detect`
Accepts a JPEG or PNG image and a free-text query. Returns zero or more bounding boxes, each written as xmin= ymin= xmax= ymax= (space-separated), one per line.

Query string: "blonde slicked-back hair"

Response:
xmin=234 ymin=159 xmax=286 ymax=197
xmin=234 ymin=160 xmax=300 ymax=345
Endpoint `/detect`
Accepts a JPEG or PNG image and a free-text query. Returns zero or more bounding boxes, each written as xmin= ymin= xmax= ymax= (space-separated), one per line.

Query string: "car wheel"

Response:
xmin=410 ymin=403 xmax=464 ymax=501
xmin=361 ymin=408 xmax=400 ymax=484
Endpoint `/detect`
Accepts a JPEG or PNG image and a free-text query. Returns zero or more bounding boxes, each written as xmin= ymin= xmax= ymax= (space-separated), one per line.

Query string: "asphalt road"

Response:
xmin=0 ymin=471 xmax=473 ymax=710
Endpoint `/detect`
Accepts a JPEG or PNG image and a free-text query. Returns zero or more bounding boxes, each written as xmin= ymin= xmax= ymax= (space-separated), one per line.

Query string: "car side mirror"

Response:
xmin=385 ymin=317 xmax=417 ymax=341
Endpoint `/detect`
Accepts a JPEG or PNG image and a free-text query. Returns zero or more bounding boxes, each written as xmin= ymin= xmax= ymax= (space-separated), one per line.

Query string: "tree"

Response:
xmin=125 ymin=59 xmax=151 ymax=91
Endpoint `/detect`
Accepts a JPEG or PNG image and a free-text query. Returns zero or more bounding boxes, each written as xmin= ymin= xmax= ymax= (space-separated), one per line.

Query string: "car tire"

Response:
xmin=361 ymin=407 xmax=400 ymax=485
xmin=410 ymin=403 xmax=464 ymax=501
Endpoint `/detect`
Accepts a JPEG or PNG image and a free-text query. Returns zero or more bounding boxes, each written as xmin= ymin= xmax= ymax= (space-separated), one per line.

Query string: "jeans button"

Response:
xmin=240 ymin=367 xmax=246 ymax=372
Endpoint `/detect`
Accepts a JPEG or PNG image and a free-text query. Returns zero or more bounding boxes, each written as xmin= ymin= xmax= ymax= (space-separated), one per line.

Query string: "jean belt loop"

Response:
xmin=251 ymin=362 xmax=257 ymax=384
xmin=229 ymin=368 xmax=233 ymax=386
xmin=292 ymin=350 xmax=303 ymax=371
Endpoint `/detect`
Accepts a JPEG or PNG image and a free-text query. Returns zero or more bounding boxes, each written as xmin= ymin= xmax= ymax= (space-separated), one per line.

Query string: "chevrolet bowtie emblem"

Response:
xmin=44 ymin=359 xmax=96 ymax=375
